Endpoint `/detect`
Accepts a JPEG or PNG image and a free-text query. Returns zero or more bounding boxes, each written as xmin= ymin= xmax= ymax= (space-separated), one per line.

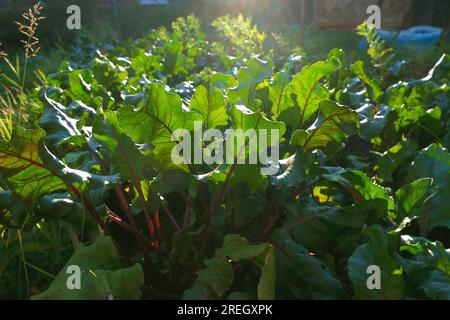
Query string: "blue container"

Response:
xmin=396 ymin=26 xmax=442 ymax=50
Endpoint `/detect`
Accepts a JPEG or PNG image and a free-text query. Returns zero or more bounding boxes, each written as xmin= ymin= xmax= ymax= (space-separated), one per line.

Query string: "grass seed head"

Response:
xmin=15 ymin=2 xmax=46 ymax=58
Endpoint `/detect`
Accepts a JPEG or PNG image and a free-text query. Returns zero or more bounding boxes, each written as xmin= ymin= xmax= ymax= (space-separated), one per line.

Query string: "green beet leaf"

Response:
xmin=228 ymin=57 xmax=274 ymax=111
xmin=270 ymin=229 xmax=346 ymax=299
xmin=187 ymin=234 xmax=274 ymax=300
xmin=348 ymin=225 xmax=405 ymax=300
xmin=0 ymin=127 xmax=66 ymax=201
xmin=291 ymin=100 xmax=358 ymax=154
xmin=190 ymin=84 xmax=228 ymax=129
xmin=118 ymin=83 xmax=202 ymax=171
xmin=32 ymin=237 xmax=144 ymax=300
xmin=289 ymin=58 xmax=340 ymax=127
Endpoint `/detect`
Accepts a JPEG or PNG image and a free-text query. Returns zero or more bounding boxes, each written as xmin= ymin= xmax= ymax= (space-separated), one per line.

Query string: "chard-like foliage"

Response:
xmin=0 ymin=15 xmax=449 ymax=300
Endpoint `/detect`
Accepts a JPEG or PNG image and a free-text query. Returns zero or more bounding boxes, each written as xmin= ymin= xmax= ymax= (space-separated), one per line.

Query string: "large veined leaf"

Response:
xmin=0 ymin=127 xmax=66 ymax=201
xmin=93 ymin=111 xmax=153 ymax=181
xmin=406 ymin=144 xmax=450 ymax=231
xmin=223 ymin=104 xmax=286 ymax=176
xmin=291 ymin=100 xmax=358 ymax=154
xmin=184 ymin=235 xmax=274 ymax=300
xmin=0 ymin=127 xmax=119 ymax=204
xmin=189 ymin=84 xmax=228 ymax=129
xmin=39 ymin=89 xmax=84 ymax=148
xmin=288 ymin=58 xmax=340 ymax=127
xmin=270 ymin=229 xmax=346 ymax=299
xmin=228 ymin=57 xmax=274 ymax=111
xmin=32 ymin=237 xmax=144 ymax=300
xmin=348 ymin=225 xmax=405 ymax=300
xmin=117 ymin=83 xmax=202 ymax=170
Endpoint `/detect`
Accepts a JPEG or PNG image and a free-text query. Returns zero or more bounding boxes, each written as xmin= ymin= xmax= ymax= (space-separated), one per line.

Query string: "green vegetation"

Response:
xmin=0 ymin=12 xmax=449 ymax=300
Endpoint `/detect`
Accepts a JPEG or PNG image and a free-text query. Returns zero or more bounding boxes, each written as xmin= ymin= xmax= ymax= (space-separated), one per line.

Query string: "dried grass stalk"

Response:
xmin=15 ymin=2 xmax=46 ymax=58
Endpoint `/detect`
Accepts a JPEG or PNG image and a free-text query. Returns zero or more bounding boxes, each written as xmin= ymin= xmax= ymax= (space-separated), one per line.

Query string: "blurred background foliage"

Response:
xmin=0 ymin=0 xmax=448 ymax=48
